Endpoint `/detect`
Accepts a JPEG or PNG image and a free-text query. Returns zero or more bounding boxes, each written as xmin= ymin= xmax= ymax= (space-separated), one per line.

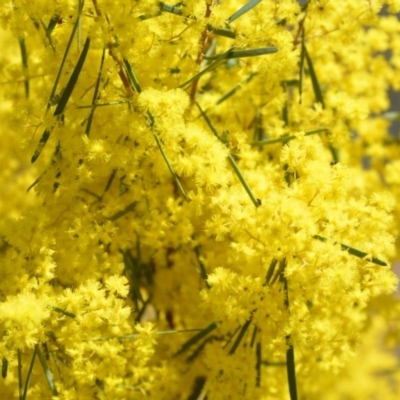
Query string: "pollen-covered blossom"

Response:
xmin=1 ymin=0 xmax=400 ymax=399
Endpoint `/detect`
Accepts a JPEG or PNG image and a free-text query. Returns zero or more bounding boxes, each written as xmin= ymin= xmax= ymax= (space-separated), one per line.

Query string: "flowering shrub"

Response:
xmin=1 ymin=0 xmax=400 ymax=399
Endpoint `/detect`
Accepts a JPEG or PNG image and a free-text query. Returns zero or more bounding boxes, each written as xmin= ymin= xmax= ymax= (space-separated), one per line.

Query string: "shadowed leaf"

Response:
xmin=253 ymin=127 xmax=329 ymax=146
xmin=204 ymin=47 xmax=278 ymax=60
xmin=123 ymin=59 xmax=142 ymax=93
xmin=313 ymin=235 xmax=387 ymax=266
xmin=179 ymin=49 xmax=233 ymax=88
xmin=228 ymin=0 xmax=262 ymax=23
xmin=18 ymin=37 xmax=29 ymax=98
xmin=229 ymin=317 xmax=252 ymax=355
xmin=175 ymin=322 xmax=217 ymax=356
xmin=54 ymin=36 xmax=90 ymax=116
xmin=36 ymin=345 xmax=58 ymax=396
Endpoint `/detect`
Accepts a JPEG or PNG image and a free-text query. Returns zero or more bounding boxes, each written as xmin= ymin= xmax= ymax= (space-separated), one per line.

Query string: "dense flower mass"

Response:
xmin=1 ymin=0 xmax=400 ymax=399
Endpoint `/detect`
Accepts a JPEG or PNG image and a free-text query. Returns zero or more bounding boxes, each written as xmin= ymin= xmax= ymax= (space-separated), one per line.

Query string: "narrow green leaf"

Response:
xmin=1 ymin=358 xmax=7 ymax=379
xmin=31 ymin=36 xmax=91 ymax=163
xmin=222 ymin=324 xmax=242 ymax=350
xmin=196 ymin=102 xmax=260 ymax=207
xmin=229 ymin=317 xmax=252 ymax=355
xmin=281 ymin=266 xmax=298 ymax=400
xmin=47 ymin=2 xmax=85 ymax=109
xmin=216 ymin=73 xmax=256 ymax=105
xmin=107 ymin=201 xmax=137 ymax=222
xmin=179 ymin=48 xmax=233 ymax=88
xmin=54 ymin=36 xmax=90 ymax=116
xmin=194 ymin=245 xmax=210 ymax=289
xmin=49 ymin=306 xmax=76 ymax=319
xmin=146 ymin=110 xmax=188 ymax=201
xmin=88 ymin=328 xmax=203 ymax=342
xmin=135 ymin=297 xmax=152 ymax=323
xmin=250 ymin=326 xmax=258 ymax=348
xmin=253 ymin=127 xmax=329 ymax=146
xmin=46 ymin=14 xmax=60 ymax=36
xmin=39 ymin=19 xmax=56 ymax=51
xmin=123 ymin=249 xmax=143 ymax=309
xmin=299 ymin=31 xmax=305 ymax=104
xmin=203 ymin=47 xmax=278 ymax=61
xmin=36 ymin=345 xmax=58 ymax=396
xmin=85 ymin=47 xmax=106 ymax=137
xmin=256 ymin=341 xmax=261 ymax=387
xmin=270 ymin=259 xmax=286 ymax=286
xmin=228 ymin=155 xmax=261 ymax=207
xmin=195 ymin=102 xmax=222 ymax=140
xmin=228 ymin=0 xmax=262 ymax=24
xmin=31 ymin=128 xmax=52 ymax=163
xmin=303 ymin=44 xmax=324 ymax=108
xmin=103 ymin=168 xmax=117 ymax=194
xmin=160 ymin=2 xmax=183 ymax=16
xmin=210 ymin=27 xmax=236 ymax=38
xmin=264 ymin=258 xmax=278 ymax=286
xmin=21 ymin=347 xmax=37 ymax=400
xmin=313 ymin=235 xmax=387 ymax=266
xmin=78 ymin=100 xmax=131 ymax=109
xmin=174 ymin=322 xmax=217 ymax=356
xmin=123 ymin=59 xmax=142 ymax=93
xmin=18 ymin=37 xmax=29 ymax=98
xmin=18 ymin=349 xmax=23 ymax=400
xmin=187 ymin=376 xmax=207 ymax=400
xmin=282 ymin=81 xmax=289 ymax=126
xmin=153 ymin=133 xmax=189 ymax=202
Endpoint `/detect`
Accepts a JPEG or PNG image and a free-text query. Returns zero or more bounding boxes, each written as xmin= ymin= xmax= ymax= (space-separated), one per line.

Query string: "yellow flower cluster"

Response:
xmin=1 ymin=0 xmax=400 ymax=398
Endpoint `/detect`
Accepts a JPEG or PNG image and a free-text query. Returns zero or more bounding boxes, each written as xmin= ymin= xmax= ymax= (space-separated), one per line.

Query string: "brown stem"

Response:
xmin=190 ymin=1 xmax=213 ymax=102
xmin=91 ymin=0 xmax=134 ymax=97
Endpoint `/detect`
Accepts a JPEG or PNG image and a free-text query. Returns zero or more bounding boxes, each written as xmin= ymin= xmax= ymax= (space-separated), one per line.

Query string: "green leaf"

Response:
xmin=47 ymin=2 xmax=85 ymax=109
xmin=152 ymin=131 xmax=189 ymax=202
xmin=123 ymin=58 xmax=142 ymax=94
xmin=228 ymin=155 xmax=261 ymax=207
xmin=229 ymin=317 xmax=252 ymax=355
xmin=21 ymin=347 xmax=37 ymax=400
xmin=196 ymin=102 xmax=261 ymax=207
xmin=159 ymin=2 xmax=183 ymax=16
xmin=18 ymin=37 xmax=29 ymax=98
xmin=210 ymin=27 xmax=236 ymax=38
xmin=103 ymin=168 xmax=117 ymax=195
xmin=313 ymin=235 xmax=387 ymax=266
xmin=299 ymin=31 xmax=305 ymax=104
xmin=264 ymin=259 xmax=278 ymax=286
xmin=36 ymin=345 xmax=58 ymax=396
xmin=1 ymin=358 xmax=7 ymax=379
xmin=303 ymin=44 xmax=324 ymax=108
xmin=107 ymin=201 xmax=137 ymax=222
xmin=49 ymin=306 xmax=76 ymax=319
xmin=253 ymin=127 xmax=329 ymax=146
xmin=281 ymin=268 xmax=298 ymax=400
xmin=85 ymin=47 xmax=106 ymax=137
xmin=179 ymin=48 xmax=233 ymax=88
xmin=88 ymin=328 xmax=203 ymax=342
xmin=194 ymin=245 xmax=210 ymax=289
xmin=256 ymin=341 xmax=262 ymax=387
xmin=195 ymin=102 xmax=223 ymax=141
xmin=216 ymin=73 xmax=257 ymax=105
xmin=46 ymin=14 xmax=60 ymax=36
xmin=31 ymin=36 xmax=91 ymax=163
xmin=228 ymin=0 xmax=262 ymax=24
xmin=54 ymin=36 xmax=91 ymax=116
xmin=203 ymin=47 xmax=278 ymax=61
xmin=175 ymin=322 xmax=217 ymax=356
xmin=187 ymin=376 xmax=207 ymax=400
